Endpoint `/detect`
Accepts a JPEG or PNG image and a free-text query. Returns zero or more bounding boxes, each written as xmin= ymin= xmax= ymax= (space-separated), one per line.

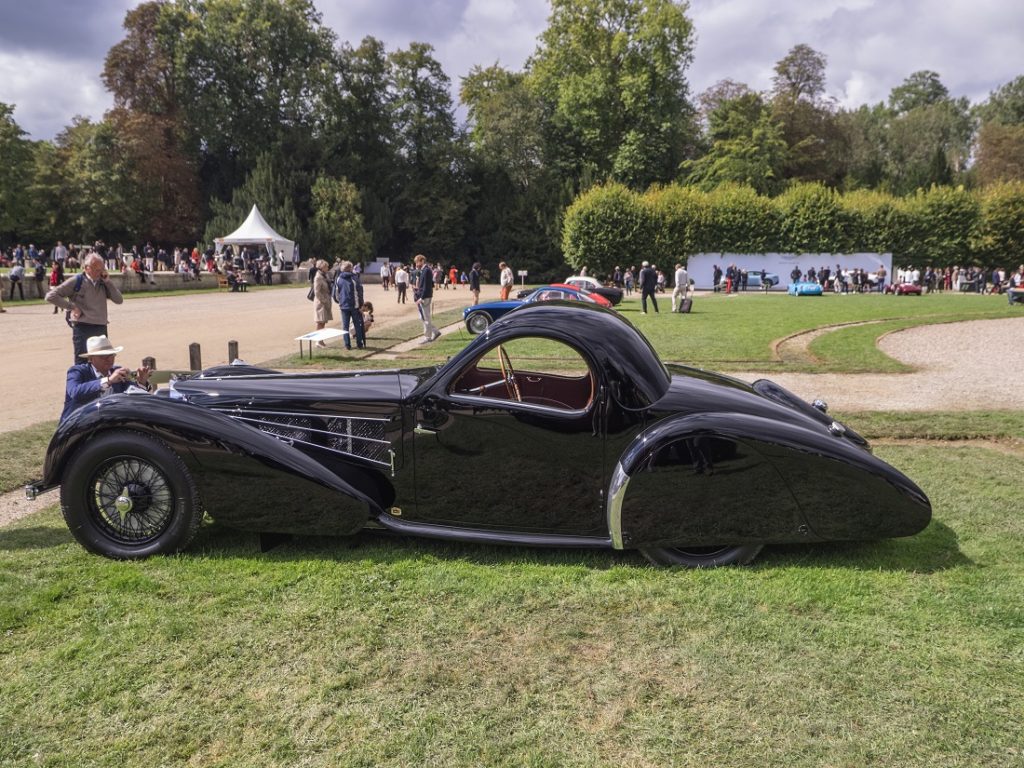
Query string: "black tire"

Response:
xmin=60 ymin=430 xmax=203 ymax=559
xmin=639 ymin=544 xmax=763 ymax=568
xmin=466 ymin=311 xmax=492 ymax=334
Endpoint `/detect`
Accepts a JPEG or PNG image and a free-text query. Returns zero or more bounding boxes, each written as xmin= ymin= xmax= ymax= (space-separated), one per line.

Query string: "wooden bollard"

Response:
xmin=189 ymin=343 xmax=202 ymax=372
xmin=228 ymin=340 xmax=239 ymax=362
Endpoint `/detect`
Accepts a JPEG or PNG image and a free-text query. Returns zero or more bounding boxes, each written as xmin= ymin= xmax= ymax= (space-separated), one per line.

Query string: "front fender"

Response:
xmin=45 ymin=395 xmax=383 ymax=535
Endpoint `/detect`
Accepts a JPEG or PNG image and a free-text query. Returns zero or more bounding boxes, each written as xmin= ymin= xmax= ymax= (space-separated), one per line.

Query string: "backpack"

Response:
xmin=64 ymin=274 xmax=85 ymax=327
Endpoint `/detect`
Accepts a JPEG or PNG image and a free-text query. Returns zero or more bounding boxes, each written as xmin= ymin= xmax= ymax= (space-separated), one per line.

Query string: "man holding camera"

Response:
xmin=60 ymin=335 xmax=152 ymax=424
xmin=46 ymin=252 xmax=124 ymax=362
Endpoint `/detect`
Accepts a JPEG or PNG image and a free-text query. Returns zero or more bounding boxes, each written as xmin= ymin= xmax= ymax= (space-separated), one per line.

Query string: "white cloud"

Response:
xmin=0 ymin=51 xmax=112 ymax=139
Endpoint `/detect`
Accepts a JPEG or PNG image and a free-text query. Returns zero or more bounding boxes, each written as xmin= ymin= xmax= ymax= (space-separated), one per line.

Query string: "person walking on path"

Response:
xmin=312 ymin=260 xmax=333 ymax=347
xmin=499 ymin=261 xmax=514 ymax=301
xmin=639 ymin=261 xmax=659 ymax=314
xmin=469 ymin=262 xmax=482 ymax=305
xmin=334 ymin=261 xmax=365 ymax=350
xmin=414 ymin=253 xmax=441 ymax=344
xmin=672 ymin=263 xmax=689 ymax=313
xmin=394 ymin=264 xmax=409 ymax=303
xmin=46 ymin=253 xmax=124 ymax=362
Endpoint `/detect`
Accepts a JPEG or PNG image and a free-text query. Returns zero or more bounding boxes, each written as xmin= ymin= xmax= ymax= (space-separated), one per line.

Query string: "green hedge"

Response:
xmin=562 ymin=181 xmax=1019 ymax=278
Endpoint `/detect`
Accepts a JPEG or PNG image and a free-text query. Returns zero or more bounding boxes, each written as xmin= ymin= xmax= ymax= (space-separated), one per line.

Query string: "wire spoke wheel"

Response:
xmin=61 ymin=430 xmax=203 ymax=558
xmin=89 ymin=457 xmax=175 ymax=544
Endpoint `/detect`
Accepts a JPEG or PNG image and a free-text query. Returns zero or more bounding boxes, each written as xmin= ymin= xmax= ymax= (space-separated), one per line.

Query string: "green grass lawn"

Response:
xmin=1 ymin=435 xmax=1021 ymax=766
xmin=3 ymin=289 xmax=1022 ymax=766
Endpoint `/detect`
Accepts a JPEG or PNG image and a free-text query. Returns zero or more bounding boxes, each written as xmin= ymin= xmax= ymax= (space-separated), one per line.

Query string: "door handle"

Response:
xmin=414 ymin=424 xmax=437 ymax=435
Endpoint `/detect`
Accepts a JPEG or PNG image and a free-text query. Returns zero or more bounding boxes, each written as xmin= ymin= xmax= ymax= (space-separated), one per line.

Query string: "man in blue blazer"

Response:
xmin=61 ymin=335 xmax=152 ymax=424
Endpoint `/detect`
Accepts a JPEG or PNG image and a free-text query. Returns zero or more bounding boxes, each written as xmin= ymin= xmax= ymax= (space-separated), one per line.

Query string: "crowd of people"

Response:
xmin=0 ymin=240 xmax=284 ymax=296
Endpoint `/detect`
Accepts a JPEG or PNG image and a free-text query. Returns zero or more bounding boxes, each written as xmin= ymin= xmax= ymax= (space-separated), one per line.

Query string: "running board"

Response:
xmin=375 ymin=513 xmax=611 ymax=549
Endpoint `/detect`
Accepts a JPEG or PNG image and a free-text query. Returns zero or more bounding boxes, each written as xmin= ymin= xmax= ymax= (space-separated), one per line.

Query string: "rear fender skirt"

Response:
xmin=44 ymin=396 xmax=385 ymax=534
xmin=608 ymin=413 xmax=929 ymax=548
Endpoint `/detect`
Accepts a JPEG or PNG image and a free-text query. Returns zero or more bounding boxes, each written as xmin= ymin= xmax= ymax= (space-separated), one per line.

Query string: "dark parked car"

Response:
xmin=31 ymin=304 xmax=931 ymax=567
xmin=562 ymin=276 xmax=624 ymax=306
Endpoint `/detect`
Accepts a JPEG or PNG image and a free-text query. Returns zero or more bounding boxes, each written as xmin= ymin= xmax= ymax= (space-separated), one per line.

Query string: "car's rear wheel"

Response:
xmin=465 ymin=311 xmax=492 ymax=334
xmin=60 ymin=430 xmax=203 ymax=559
xmin=639 ymin=544 xmax=763 ymax=568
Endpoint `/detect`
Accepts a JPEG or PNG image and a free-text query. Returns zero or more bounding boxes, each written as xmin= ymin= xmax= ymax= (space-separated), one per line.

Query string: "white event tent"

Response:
xmin=214 ymin=205 xmax=295 ymax=271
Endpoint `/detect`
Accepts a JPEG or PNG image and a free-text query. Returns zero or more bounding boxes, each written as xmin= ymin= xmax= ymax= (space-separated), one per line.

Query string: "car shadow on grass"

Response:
xmin=0 ymin=524 xmax=74 ymax=551
xmin=186 ymin=516 xmax=969 ymax=574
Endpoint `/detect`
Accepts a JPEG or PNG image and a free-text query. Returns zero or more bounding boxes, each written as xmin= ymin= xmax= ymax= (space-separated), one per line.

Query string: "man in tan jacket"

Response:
xmin=46 ymin=253 xmax=125 ymax=362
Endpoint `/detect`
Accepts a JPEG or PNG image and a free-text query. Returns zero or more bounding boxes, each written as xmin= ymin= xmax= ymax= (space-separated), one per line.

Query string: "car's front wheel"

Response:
xmin=639 ymin=544 xmax=763 ymax=568
xmin=465 ymin=311 xmax=492 ymax=334
xmin=60 ymin=430 xmax=204 ymax=559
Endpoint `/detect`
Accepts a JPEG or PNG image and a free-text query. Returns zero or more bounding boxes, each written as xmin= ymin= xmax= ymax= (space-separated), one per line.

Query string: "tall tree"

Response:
xmin=973 ymin=122 xmax=1024 ymax=185
xmin=388 ymin=42 xmax=467 ymax=257
xmin=310 ymin=175 xmax=371 ymax=263
xmin=461 ymin=64 xmax=545 ymax=189
xmin=529 ymin=0 xmax=698 ymax=188
xmin=683 ymin=92 xmax=787 ymax=195
xmin=884 ymin=73 xmax=972 ymax=192
xmin=203 ymin=152 xmax=303 ymax=247
xmin=323 ymin=36 xmax=401 ymax=255
xmin=771 ymin=43 xmax=828 ymax=104
xmin=0 ymin=103 xmax=34 ymax=240
xmin=888 ymin=70 xmax=949 ymax=114
xmin=769 ymin=44 xmax=845 ymax=185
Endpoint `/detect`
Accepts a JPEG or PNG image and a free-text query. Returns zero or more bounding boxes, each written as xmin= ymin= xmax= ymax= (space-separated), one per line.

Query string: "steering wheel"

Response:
xmin=497 ymin=345 xmax=522 ymax=402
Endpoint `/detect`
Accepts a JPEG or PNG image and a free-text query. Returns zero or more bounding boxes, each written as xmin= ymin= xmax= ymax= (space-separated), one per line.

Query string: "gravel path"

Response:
xmin=734 ymin=316 xmax=1024 ymax=411
xmin=0 ymin=281 xmax=478 ymax=433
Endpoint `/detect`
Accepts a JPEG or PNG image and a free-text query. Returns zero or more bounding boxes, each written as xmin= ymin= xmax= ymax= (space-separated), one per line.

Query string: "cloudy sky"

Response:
xmin=2 ymin=0 xmax=1022 ymax=141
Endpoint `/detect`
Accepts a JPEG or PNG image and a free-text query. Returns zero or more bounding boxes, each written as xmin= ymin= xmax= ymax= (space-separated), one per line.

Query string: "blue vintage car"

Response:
xmin=463 ymin=284 xmax=600 ymax=333
xmin=788 ymin=281 xmax=824 ymax=296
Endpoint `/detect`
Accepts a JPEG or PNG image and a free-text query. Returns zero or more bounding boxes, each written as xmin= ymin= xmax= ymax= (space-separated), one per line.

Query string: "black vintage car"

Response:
xmin=32 ymin=303 xmax=931 ymax=567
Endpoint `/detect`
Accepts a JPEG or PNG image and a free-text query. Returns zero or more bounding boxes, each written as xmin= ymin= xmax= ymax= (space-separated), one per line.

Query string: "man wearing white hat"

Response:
xmin=60 ymin=335 xmax=152 ymax=424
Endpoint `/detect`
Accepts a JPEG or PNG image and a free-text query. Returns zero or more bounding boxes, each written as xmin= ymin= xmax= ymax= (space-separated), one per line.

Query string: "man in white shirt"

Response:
xmin=672 ymin=263 xmax=689 ymax=313
xmin=499 ymin=261 xmax=514 ymax=301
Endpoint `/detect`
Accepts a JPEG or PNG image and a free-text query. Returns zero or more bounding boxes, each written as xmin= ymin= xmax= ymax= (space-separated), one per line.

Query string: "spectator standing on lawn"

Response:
xmin=414 ymin=253 xmax=441 ymax=344
xmin=672 ymin=263 xmax=689 ymax=313
xmin=380 ymin=261 xmax=391 ymax=291
xmin=639 ymin=261 xmax=659 ymax=314
xmin=469 ymin=262 xmax=482 ymax=306
xmin=312 ymin=259 xmax=333 ymax=346
xmin=394 ymin=263 xmax=409 ymax=303
xmin=334 ymin=260 xmax=365 ymax=350
xmin=499 ymin=261 xmax=514 ymax=301
xmin=53 ymin=241 xmax=67 ymax=266
xmin=46 ymin=252 xmax=124 ymax=362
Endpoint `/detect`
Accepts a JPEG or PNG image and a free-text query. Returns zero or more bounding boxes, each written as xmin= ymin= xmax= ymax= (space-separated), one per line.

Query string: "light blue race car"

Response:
xmin=788 ymin=281 xmax=824 ymax=296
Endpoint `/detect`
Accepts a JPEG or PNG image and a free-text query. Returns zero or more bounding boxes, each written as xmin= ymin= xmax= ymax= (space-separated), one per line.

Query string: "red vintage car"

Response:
xmin=887 ymin=283 xmax=922 ymax=295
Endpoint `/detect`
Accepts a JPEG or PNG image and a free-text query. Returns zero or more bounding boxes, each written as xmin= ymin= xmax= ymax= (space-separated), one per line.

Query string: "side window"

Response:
xmin=450 ymin=337 xmax=596 ymax=412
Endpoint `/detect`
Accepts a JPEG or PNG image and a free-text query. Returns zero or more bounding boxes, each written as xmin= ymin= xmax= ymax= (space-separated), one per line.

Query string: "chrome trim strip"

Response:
xmin=222 ymin=414 xmax=391 ymax=446
xmin=256 ymin=432 xmax=392 ymax=467
xmin=212 ymin=407 xmax=390 ymax=423
xmin=607 ymin=461 xmax=630 ymax=550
